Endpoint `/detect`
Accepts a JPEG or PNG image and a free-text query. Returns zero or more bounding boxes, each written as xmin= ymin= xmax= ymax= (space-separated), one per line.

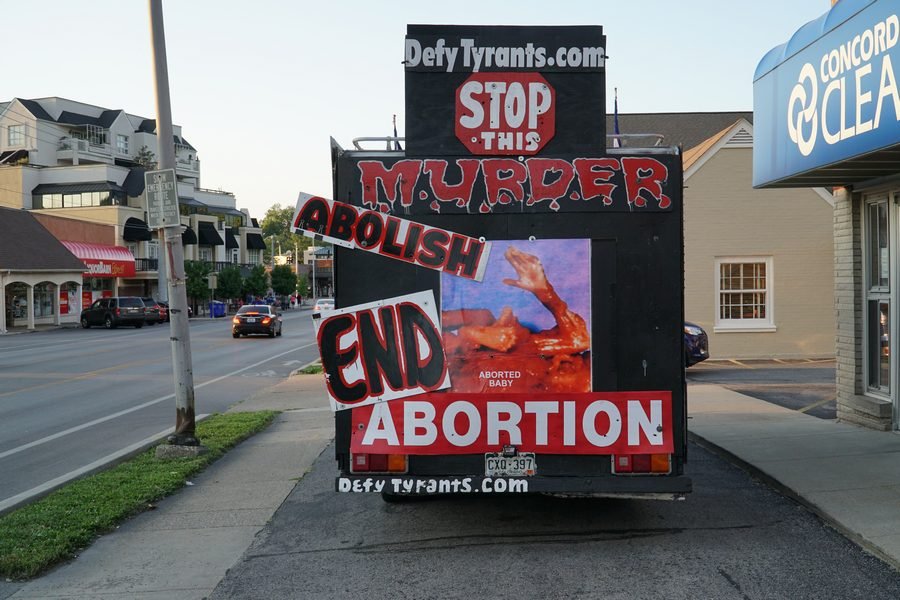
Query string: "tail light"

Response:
xmin=612 ymin=454 xmax=671 ymax=475
xmin=262 ymin=317 xmax=272 ymax=325
xmin=350 ymin=453 xmax=408 ymax=473
xmin=115 ymin=308 xmax=121 ymax=316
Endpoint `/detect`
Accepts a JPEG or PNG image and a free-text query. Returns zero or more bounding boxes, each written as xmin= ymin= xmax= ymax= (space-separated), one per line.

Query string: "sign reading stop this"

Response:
xmin=455 ymin=72 xmax=555 ymax=156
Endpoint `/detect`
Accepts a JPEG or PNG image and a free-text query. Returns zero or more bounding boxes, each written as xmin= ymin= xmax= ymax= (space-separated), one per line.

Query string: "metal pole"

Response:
xmin=149 ymin=0 xmax=199 ymax=446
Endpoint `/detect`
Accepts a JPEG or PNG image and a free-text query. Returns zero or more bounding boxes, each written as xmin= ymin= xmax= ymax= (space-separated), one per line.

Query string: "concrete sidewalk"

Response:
xmin=2 ymin=372 xmax=334 ymax=600
xmin=689 ymin=384 xmax=900 ymax=571
xmin=3 ymin=381 xmax=900 ymax=598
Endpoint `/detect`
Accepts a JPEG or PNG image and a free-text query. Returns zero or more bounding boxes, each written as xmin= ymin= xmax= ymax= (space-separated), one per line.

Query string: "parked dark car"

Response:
xmin=80 ymin=297 xmax=146 ymax=329
xmin=232 ymin=304 xmax=283 ymax=338
xmin=684 ymin=321 xmax=710 ymax=367
xmin=141 ymin=297 xmax=165 ymax=325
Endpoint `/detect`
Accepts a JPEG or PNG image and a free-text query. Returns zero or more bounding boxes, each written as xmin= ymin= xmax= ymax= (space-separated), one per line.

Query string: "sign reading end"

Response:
xmin=145 ymin=169 xmax=180 ymax=229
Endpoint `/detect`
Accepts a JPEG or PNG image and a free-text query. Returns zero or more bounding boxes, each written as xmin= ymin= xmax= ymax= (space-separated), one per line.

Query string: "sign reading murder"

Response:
xmin=456 ymin=72 xmax=555 ymax=155
xmin=405 ymin=25 xmax=606 ymax=156
xmin=346 ymin=155 xmax=676 ymax=214
xmin=313 ymin=291 xmax=451 ymax=411
xmin=350 ymin=392 xmax=674 ymax=456
xmin=291 ymin=192 xmax=492 ymax=280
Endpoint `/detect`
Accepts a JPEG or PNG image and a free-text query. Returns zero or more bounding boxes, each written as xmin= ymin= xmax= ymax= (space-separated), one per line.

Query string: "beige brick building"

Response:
xmin=612 ymin=113 xmax=836 ymax=361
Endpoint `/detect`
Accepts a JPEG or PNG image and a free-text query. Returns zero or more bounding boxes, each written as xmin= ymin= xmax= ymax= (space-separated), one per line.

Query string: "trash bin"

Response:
xmin=209 ymin=300 xmax=225 ymax=318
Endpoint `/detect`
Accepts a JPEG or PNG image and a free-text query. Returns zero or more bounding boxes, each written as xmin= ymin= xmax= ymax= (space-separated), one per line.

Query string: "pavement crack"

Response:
xmin=244 ymin=523 xmax=760 ymax=561
xmin=717 ymin=566 xmax=752 ymax=600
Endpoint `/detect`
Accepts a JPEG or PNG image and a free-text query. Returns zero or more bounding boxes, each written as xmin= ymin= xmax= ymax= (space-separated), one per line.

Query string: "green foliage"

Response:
xmin=216 ymin=264 xmax=243 ymax=300
xmin=184 ymin=260 xmax=213 ymax=303
xmin=299 ymin=363 xmax=323 ymax=375
xmin=242 ymin=264 xmax=268 ymax=298
xmin=0 ymin=411 xmax=277 ymax=580
xmin=134 ymin=145 xmax=157 ymax=169
xmin=270 ymin=264 xmax=298 ymax=297
xmin=261 ymin=203 xmax=310 ymax=263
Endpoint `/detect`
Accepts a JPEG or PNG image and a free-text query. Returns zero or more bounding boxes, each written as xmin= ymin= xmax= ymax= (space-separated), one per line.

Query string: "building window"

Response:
xmin=865 ymin=196 xmax=891 ymax=394
xmin=199 ymin=247 xmax=212 ymax=262
xmin=148 ymin=240 xmax=159 ymax=259
xmin=714 ymin=257 xmax=774 ymax=331
xmin=116 ymin=134 xmax=129 ymax=154
xmin=248 ymin=249 xmax=260 ymax=264
xmin=7 ymin=125 xmax=24 ymax=146
xmin=86 ymin=124 xmax=107 ymax=146
xmin=232 ymin=249 xmax=239 ymax=264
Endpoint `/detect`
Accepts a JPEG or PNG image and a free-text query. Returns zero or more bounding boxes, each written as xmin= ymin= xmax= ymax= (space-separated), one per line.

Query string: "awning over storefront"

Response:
xmin=60 ymin=240 xmax=136 ymax=278
xmin=182 ymin=226 xmax=198 ymax=245
xmin=224 ymin=227 xmax=239 ymax=249
xmin=753 ymin=0 xmax=900 ymax=188
xmin=123 ymin=217 xmax=152 ymax=242
xmin=246 ymin=232 xmax=267 ymax=250
xmin=197 ymin=221 xmax=224 ymax=246
xmin=32 ymin=181 xmax=126 ymax=195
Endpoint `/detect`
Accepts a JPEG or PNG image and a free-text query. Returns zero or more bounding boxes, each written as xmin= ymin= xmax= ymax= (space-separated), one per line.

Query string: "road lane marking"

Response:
xmin=0 ymin=343 xmax=316 ymax=461
xmin=798 ymin=396 xmax=836 ymax=413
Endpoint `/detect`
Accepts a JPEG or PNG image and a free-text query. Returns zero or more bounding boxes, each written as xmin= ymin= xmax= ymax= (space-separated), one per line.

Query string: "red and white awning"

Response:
xmin=61 ymin=241 xmax=136 ymax=278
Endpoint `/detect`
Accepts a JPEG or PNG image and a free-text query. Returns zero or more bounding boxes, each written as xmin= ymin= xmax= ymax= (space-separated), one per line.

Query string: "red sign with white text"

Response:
xmin=455 ymin=72 xmax=555 ymax=155
xmin=350 ymin=391 xmax=673 ymax=455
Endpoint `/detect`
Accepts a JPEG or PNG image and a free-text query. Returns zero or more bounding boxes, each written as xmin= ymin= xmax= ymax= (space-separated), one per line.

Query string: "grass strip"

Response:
xmin=0 ymin=410 xmax=278 ymax=580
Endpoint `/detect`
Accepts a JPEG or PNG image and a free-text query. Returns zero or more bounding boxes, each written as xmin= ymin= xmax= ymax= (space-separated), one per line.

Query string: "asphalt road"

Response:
xmin=687 ymin=359 xmax=837 ymax=419
xmin=0 ymin=307 xmax=321 ymax=513
xmin=211 ymin=441 xmax=900 ymax=600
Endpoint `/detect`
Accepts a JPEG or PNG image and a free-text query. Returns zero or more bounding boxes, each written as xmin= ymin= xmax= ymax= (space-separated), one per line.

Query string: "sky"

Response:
xmin=4 ymin=0 xmax=833 ymax=220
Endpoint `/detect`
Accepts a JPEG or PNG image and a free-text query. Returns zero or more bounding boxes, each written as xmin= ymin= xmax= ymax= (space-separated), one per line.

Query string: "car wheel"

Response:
xmin=104 ymin=315 xmax=115 ymax=329
xmin=80 ymin=316 xmax=90 ymax=329
xmin=233 ymin=332 xmax=240 ymax=338
xmin=269 ymin=328 xmax=276 ymax=338
xmin=276 ymin=326 xmax=282 ymax=337
xmin=135 ymin=322 xmax=143 ymax=329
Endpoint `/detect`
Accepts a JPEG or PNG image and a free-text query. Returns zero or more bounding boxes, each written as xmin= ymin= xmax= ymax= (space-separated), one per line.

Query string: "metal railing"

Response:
xmin=135 ymin=258 xmax=262 ymax=273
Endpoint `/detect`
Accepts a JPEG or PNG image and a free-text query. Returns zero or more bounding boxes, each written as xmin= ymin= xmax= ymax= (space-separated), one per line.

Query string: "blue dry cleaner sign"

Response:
xmin=753 ymin=1 xmax=900 ymax=187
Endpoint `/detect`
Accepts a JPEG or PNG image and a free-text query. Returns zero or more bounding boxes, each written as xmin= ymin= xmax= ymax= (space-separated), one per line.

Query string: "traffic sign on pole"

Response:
xmin=145 ymin=168 xmax=180 ymax=229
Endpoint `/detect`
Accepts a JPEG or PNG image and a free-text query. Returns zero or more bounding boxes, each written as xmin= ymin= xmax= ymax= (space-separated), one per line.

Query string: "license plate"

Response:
xmin=485 ymin=453 xmax=536 ymax=477
xmin=246 ymin=318 xmax=256 ymax=323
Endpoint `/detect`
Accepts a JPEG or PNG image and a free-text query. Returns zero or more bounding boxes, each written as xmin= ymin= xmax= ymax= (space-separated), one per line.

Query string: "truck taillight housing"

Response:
xmin=612 ymin=454 xmax=671 ymax=475
xmin=351 ymin=453 xmax=408 ymax=474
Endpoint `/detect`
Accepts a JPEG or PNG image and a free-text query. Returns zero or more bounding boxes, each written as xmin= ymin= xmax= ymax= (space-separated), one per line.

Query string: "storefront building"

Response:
xmin=754 ymin=0 xmax=900 ymax=430
xmin=0 ymin=207 xmax=86 ymax=332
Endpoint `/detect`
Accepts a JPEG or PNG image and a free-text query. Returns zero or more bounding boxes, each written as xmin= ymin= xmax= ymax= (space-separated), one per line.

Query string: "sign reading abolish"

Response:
xmin=350 ymin=392 xmax=674 ymax=456
xmin=313 ymin=291 xmax=451 ymax=411
xmin=291 ymin=192 xmax=492 ymax=281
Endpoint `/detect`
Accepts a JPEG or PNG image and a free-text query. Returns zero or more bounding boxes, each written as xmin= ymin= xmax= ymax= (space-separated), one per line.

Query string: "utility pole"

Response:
xmin=149 ymin=0 xmax=200 ymax=449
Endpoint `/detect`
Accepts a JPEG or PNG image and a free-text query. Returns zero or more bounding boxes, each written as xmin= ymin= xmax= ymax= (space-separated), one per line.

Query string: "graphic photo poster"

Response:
xmin=291 ymin=192 xmax=492 ymax=281
xmin=313 ymin=290 xmax=451 ymax=411
xmin=441 ymin=239 xmax=592 ymax=393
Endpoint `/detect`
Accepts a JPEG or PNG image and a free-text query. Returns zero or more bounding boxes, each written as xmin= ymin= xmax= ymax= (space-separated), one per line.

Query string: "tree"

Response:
xmin=134 ymin=145 xmax=157 ymax=169
xmin=270 ymin=264 xmax=298 ymax=300
xmin=216 ymin=264 xmax=243 ymax=301
xmin=242 ymin=264 xmax=268 ymax=300
xmin=184 ymin=260 xmax=212 ymax=314
xmin=261 ymin=203 xmax=310 ymax=264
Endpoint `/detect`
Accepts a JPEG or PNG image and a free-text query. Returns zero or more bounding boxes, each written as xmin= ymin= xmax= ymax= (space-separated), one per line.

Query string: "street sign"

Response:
xmin=145 ymin=169 xmax=180 ymax=229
